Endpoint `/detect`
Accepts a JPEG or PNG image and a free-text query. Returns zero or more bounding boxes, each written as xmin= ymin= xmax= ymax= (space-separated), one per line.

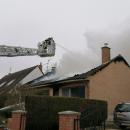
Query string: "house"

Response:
xmin=0 ymin=63 xmax=43 ymax=95
xmin=23 ymin=44 xmax=130 ymax=115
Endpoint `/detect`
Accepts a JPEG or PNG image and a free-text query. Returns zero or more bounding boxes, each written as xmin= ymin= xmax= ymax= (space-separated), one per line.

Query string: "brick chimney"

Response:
xmin=102 ymin=43 xmax=111 ymax=64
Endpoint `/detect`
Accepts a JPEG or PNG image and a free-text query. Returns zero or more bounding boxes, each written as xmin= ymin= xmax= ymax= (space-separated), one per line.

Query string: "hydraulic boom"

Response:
xmin=0 ymin=37 xmax=55 ymax=57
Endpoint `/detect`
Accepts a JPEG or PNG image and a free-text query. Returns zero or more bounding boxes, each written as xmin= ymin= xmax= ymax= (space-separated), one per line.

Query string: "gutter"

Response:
xmin=24 ymin=79 xmax=89 ymax=89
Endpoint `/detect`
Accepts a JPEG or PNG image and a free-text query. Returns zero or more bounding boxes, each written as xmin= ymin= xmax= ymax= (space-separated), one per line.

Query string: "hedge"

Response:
xmin=25 ymin=96 xmax=107 ymax=130
xmin=0 ymin=95 xmax=7 ymax=108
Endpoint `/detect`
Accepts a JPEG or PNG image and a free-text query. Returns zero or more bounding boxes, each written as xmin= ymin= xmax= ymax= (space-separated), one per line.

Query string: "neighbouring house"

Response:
xmin=26 ymin=66 xmax=56 ymax=85
xmin=23 ymin=44 xmax=130 ymax=114
xmin=0 ymin=63 xmax=43 ymax=95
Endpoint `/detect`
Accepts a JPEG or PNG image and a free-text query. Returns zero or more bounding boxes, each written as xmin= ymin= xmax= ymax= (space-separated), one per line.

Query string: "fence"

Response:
xmin=73 ymin=101 xmax=107 ymax=130
xmin=74 ymin=118 xmax=80 ymax=130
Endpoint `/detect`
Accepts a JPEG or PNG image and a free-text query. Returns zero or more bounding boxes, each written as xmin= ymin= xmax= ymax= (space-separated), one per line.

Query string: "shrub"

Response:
xmin=25 ymin=96 xmax=107 ymax=130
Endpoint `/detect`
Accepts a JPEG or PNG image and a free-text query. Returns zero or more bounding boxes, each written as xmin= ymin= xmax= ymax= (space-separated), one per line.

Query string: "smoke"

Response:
xmin=85 ymin=19 xmax=130 ymax=63
xmin=57 ymin=18 xmax=130 ymax=77
xmin=56 ymin=49 xmax=100 ymax=77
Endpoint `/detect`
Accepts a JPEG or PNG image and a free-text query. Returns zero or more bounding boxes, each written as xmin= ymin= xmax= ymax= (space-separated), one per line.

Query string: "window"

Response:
xmin=71 ymin=86 xmax=85 ymax=98
xmin=61 ymin=86 xmax=85 ymax=98
xmin=115 ymin=104 xmax=130 ymax=112
xmin=62 ymin=88 xmax=70 ymax=97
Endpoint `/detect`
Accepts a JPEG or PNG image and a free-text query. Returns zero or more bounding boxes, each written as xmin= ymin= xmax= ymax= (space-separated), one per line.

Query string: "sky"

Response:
xmin=0 ymin=0 xmax=130 ymax=78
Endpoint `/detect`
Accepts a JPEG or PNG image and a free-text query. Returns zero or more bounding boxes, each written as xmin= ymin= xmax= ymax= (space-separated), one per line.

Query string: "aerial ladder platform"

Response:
xmin=0 ymin=37 xmax=55 ymax=57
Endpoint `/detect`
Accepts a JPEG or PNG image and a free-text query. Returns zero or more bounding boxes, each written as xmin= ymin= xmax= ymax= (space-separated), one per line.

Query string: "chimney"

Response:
xmin=51 ymin=66 xmax=56 ymax=74
xmin=38 ymin=62 xmax=43 ymax=72
xmin=102 ymin=43 xmax=111 ymax=64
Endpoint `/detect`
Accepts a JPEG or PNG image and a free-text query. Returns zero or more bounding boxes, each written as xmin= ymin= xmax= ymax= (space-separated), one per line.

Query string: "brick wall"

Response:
xmin=89 ymin=61 xmax=130 ymax=114
xmin=8 ymin=110 xmax=81 ymax=130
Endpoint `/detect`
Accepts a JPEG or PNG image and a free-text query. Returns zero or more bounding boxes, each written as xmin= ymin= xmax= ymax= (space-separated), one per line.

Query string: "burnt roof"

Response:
xmin=22 ymin=55 xmax=130 ymax=89
xmin=0 ymin=65 xmax=39 ymax=94
xmin=33 ymin=54 xmax=130 ymax=87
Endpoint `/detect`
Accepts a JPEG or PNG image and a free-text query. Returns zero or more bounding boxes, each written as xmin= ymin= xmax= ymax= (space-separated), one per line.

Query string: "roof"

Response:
xmin=0 ymin=65 xmax=41 ymax=94
xmin=65 ymin=54 xmax=130 ymax=80
xmin=26 ymin=66 xmax=56 ymax=85
xmin=30 ymin=55 xmax=130 ymax=88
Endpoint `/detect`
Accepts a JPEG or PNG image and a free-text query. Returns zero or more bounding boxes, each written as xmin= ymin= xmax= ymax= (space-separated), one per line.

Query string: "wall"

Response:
xmin=88 ymin=61 xmax=130 ymax=114
xmin=8 ymin=110 xmax=26 ymax=130
xmin=59 ymin=111 xmax=80 ymax=130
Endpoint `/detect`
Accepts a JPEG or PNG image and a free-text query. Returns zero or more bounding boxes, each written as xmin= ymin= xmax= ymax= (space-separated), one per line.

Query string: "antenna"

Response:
xmin=14 ymin=84 xmax=25 ymax=110
xmin=9 ymin=67 xmax=12 ymax=74
xmin=46 ymin=59 xmax=51 ymax=72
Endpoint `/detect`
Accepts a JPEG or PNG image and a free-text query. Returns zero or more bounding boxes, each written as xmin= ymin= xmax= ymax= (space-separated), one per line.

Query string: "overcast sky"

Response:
xmin=0 ymin=0 xmax=130 ymax=78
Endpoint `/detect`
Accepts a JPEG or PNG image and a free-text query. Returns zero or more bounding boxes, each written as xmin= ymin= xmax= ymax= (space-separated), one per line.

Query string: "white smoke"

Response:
xmin=57 ymin=18 xmax=130 ymax=77
xmin=85 ymin=18 xmax=130 ymax=63
xmin=56 ymin=48 xmax=100 ymax=77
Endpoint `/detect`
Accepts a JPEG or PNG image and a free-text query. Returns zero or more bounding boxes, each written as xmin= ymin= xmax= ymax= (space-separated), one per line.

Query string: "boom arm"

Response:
xmin=0 ymin=45 xmax=37 ymax=57
xmin=0 ymin=37 xmax=55 ymax=57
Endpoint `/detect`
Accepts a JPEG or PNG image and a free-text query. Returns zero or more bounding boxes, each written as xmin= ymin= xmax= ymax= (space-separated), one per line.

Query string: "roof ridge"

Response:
xmin=111 ymin=54 xmax=129 ymax=66
xmin=2 ymin=65 xmax=37 ymax=78
xmin=86 ymin=54 xmax=130 ymax=76
xmin=61 ymin=55 xmax=130 ymax=81
xmin=0 ymin=64 xmax=44 ymax=95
